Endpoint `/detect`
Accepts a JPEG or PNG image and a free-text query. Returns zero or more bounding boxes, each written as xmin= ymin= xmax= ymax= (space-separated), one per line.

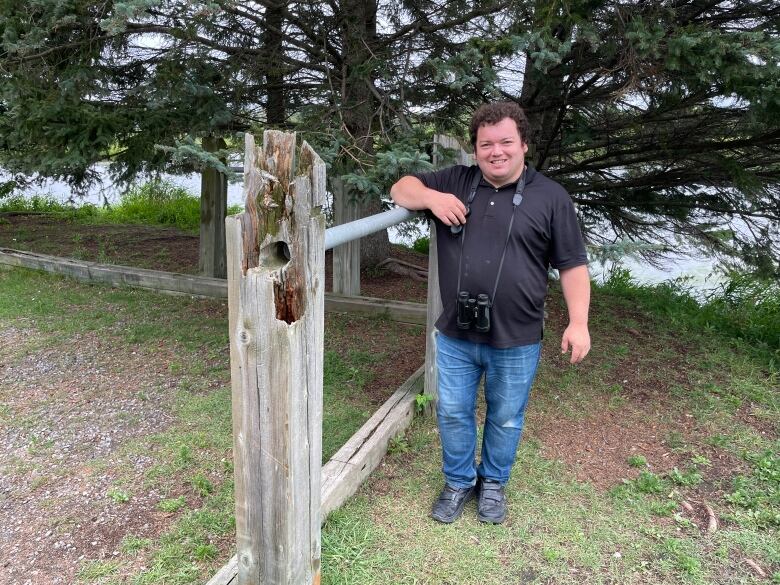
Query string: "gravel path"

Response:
xmin=1 ymin=328 xmax=182 ymax=585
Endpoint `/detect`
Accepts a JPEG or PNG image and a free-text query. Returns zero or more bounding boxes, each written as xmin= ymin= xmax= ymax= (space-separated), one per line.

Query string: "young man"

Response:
xmin=390 ymin=102 xmax=591 ymax=524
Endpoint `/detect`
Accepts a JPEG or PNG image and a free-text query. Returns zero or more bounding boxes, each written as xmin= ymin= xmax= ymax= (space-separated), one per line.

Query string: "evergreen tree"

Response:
xmin=394 ymin=0 xmax=780 ymax=272
xmin=1 ymin=0 xmax=778 ymax=272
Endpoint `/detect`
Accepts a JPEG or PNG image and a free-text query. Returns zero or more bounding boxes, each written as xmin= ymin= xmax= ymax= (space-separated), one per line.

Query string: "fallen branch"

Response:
xmin=744 ymin=559 xmax=766 ymax=578
xmin=376 ymin=257 xmax=428 ymax=281
xmin=680 ymin=500 xmax=694 ymax=514
xmin=703 ymin=501 xmax=718 ymax=533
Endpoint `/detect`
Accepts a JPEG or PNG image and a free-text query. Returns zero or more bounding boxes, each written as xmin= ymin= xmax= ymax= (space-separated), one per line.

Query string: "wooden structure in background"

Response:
xmin=200 ymin=136 xmax=229 ymax=279
xmin=330 ymin=177 xmax=361 ymax=296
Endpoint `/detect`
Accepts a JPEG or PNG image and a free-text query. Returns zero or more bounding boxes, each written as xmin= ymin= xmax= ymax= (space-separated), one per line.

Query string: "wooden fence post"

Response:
xmin=225 ymin=130 xmax=326 ymax=585
xmin=330 ymin=178 xmax=360 ymax=296
xmin=200 ymin=136 xmax=228 ymax=279
xmin=424 ymin=136 xmax=475 ymax=411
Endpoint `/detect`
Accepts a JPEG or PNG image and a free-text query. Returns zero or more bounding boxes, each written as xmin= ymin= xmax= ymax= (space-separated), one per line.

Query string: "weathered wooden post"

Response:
xmin=200 ymin=136 xmax=229 ymax=279
xmin=424 ymin=136 xmax=475 ymax=410
xmin=225 ymin=130 xmax=326 ymax=585
xmin=330 ymin=178 xmax=361 ymax=296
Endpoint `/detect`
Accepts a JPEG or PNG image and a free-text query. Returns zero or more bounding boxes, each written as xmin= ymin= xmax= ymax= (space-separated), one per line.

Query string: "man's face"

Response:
xmin=474 ymin=117 xmax=528 ymax=187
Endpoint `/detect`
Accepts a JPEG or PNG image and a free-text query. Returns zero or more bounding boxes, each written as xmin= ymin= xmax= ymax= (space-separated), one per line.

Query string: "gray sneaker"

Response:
xmin=431 ymin=484 xmax=475 ymax=523
xmin=477 ymin=478 xmax=507 ymax=523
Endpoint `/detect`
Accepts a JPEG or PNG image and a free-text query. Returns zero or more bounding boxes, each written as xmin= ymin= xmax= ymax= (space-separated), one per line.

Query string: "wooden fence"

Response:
xmin=208 ymin=130 xmax=474 ymax=584
xmin=0 ymin=129 xmax=474 ymax=585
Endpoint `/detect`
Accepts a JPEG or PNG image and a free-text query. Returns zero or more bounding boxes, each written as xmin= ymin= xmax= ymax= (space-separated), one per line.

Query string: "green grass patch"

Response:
xmin=3 ymin=181 xmax=243 ymax=233
xmin=96 ymin=182 xmax=202 ymax=232
xmin=599 ymin=267 xmax=780 ymax=369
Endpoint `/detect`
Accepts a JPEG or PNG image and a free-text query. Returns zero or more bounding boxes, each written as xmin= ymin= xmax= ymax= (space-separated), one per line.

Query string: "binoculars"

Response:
xmin=456 ymin=291 xmax=491 ymax=333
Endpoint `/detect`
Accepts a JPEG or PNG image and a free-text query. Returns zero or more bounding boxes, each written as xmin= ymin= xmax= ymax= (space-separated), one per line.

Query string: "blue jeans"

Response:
xmin=435 ymin=332 xmax=541 ymax=489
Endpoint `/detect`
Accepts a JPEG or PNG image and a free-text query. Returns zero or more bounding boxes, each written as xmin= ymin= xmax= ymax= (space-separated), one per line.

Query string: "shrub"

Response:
xmin=102 ymin=181 xmax=200 ymax=232
xmin=412 ymin=236 xmax=430 ymax=255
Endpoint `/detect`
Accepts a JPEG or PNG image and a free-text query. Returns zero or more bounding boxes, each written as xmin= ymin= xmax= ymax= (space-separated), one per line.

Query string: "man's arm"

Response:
xmin=390 ymin=176 xmax=468 ymax=227
xmin=559 ymin=264 xmax=591 ymax=364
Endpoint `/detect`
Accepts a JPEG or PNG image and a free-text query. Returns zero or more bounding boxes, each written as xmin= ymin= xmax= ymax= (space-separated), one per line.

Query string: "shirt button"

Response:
xmin=490 ymin=201 xmax=495 ymax=206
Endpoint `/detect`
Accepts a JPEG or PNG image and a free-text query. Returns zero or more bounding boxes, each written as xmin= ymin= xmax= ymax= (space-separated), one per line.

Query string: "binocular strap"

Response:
xmin=455 ymin=168 xmax=527 ymax=310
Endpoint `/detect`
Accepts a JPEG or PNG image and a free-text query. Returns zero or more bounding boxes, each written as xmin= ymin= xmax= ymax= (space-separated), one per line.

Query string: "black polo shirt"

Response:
xmin=415 ymin=164 xmax=588 ymax=348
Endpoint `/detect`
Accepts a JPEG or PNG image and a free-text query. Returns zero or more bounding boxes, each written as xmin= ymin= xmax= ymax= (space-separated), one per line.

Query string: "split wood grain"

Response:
xmin=226 ymin=131 xmax=325 ymax=585
xmin=206 ymin=365 xmax=424 ymax=585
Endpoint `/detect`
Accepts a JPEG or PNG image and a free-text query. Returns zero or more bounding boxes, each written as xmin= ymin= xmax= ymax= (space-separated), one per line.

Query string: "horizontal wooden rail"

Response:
xmin=0 ymin=248 xmax=426 ymax=325
xmin=206 ymin=364 xmax=424 ymax=585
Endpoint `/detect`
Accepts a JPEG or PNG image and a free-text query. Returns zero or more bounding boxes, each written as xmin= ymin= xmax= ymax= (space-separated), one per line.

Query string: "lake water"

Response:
xmin=2 ymin=166 xmax=726 ymax=295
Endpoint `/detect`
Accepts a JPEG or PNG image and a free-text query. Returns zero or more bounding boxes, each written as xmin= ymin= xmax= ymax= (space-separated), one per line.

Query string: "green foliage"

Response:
xmin=191 ymin=474 xmax=214 ymax=497
xmin=120 ymin=535 xmax=152 ymax=554
xmin=0 ymin=194 xmax=98 ymax=219
xmin=107 ymin=487 xmax=131 ymax=503
xmin=627 ymin=455 xmax=647 ymax=468
xmin=387 ymin=436 xmax=410 ymax=455
xmin=661 ymin=538 xmax=703 ymax=578
xmin=338 ymin=136 xmax=435 ymax=204
xmin=0 ymin=182 xmax=202 ymax=232
xmin=77 ymin=560 xmax=121 ymax=580
xmin=634 ymin=471 xmax=665 ymax=494
xmin=99 ymin=181 xmax=200 ymax=232
xmin=668 ymin=467 xmax=703 ymax=487
xmin=0 ymin=180 xmax=16 ymax=198
xmin=414 ymin=392 xmax=433 ymax=413
xmin=726 ymin=449 xmax=780 ymax=528
xmin=600 ymin=268 xmax=780 ymax=368
xmin=158 ymin=496 xmax=187 ymax=513
xmin=411 ymin=236 xmax=429 ymax=255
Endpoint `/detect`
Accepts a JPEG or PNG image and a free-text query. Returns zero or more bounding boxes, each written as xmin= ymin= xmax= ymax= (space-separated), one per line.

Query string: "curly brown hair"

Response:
xmin=469 ymin=102 xmax=530 ymax=146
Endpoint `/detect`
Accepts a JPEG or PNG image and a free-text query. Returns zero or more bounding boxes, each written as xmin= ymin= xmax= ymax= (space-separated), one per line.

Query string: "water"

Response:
xmin=1 ymin=164 xmax=247 ymax=207
xmin=3 ymin=166 xmax=725 ymax=293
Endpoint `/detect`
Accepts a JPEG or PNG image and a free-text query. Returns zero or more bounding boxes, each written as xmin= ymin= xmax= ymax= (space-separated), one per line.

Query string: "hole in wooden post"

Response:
xmin=259 ymin=240 xmax=291 ymax=271
xmin=276 ymin=241 xmax=291 ymax=262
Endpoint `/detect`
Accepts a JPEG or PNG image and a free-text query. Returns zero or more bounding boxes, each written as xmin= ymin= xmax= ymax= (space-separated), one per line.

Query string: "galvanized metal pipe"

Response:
xmin=324 ymin=207 xmax=418 ymax=251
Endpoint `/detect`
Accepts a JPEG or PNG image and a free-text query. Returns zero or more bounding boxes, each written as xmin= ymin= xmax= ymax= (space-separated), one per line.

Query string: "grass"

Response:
xmin=599 ymin=267 xmax=780 ymax=370
xmin=2 ymin=246 xmax=778 ymax=583
xmin=0 ymin=267 xmax=419 ymax=585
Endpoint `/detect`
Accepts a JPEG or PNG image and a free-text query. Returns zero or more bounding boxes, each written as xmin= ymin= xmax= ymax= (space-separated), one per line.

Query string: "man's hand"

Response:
xmin=558 ymin=264 xmax=591 ymax=364
xmin=561 ymin=322 xmax=590 ymax=364
xmin=390 ymin=176 xmax=467 ymax=226
xmin=428 ymin=192 xmax=468 ymax=227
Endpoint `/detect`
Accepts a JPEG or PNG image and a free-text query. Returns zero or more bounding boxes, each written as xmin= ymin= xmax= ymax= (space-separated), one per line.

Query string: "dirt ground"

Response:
xmin=0 ymin=213 xmax=429 ymax=302
xmin=0 ymin=214 xmax=770 ymax=583
xmin=1 ymin=331 xmax=188 ymax=585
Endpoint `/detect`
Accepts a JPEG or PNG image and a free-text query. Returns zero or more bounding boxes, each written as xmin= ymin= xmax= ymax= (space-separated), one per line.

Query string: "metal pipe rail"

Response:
xmin=324 ymin=206 xmax=418 ymax=251
xmin=230 ymin=163 xmax=417 ymax=252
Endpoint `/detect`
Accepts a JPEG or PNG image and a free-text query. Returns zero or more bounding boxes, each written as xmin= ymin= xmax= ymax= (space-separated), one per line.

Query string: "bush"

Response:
xmin=100 ymin=181 xmax=200 ymax=232
xmin=412 ymin=236 xmax=430 ymax=255
xmin=600 ymin=267 xmax=780 ymax=368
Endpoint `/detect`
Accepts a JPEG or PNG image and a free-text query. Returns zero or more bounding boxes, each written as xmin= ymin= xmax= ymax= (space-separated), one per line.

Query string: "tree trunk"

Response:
xmin=199 ymin=136 xmax=227 ymax=279
xmin=519 ymin=4 xmax=569 ymax=171
xmin=337 ymin=0 xmax=390 ymax=268
xmin=264 ymin=3 xmax=285 ymax=125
